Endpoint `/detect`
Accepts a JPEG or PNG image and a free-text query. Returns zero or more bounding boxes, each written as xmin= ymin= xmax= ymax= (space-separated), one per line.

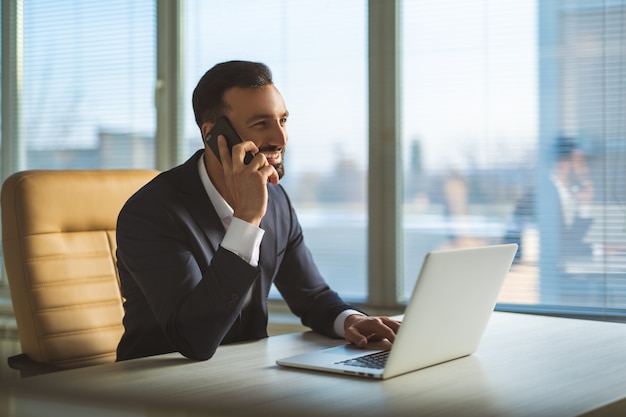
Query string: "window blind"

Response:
xmin=401 ymin=0 xmax=626 ymax=318
xmin=21 ymin=0 xmax=156 ymax=170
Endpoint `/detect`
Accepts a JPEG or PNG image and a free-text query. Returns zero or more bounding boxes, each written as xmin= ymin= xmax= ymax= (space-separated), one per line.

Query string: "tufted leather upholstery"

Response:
xmin=1 ymin=169 xmax=158 ymax=375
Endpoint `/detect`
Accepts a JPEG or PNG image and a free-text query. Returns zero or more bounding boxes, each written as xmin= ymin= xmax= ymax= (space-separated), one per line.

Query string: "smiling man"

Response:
xmin=115 ymin=60 xmax=400 ymax=362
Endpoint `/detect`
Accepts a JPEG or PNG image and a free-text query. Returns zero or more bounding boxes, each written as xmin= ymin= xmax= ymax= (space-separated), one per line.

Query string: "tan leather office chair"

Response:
xmin=1 ymin=169 xmax=158 ymax=376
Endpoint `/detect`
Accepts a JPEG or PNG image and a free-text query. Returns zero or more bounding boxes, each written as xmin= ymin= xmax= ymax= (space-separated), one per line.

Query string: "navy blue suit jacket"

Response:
xmin=116 ymin=150 xmax=358 ymax=361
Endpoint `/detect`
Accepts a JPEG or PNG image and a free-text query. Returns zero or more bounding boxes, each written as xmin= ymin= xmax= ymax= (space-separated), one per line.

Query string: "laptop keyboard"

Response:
xmin=335 ymin=350 xmax=390 ymax=369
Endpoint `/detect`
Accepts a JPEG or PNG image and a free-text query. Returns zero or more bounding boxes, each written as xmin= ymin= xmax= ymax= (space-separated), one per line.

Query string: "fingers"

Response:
xmin=345 ymin=316 xmax=402 ymax=348
xmin=345 ymin=328 xmax=369 ymax=348
xmin=217 ymin=136 xmax=233 ymax=170
xmin=263 ymin=165 xmax=280 ymax=185
xmin=219 ymin=137 xmax=260 ymax=167
xmin=231 ymin=140 xmax=259 ymax=167
xmin=380 ymin=316 xmax=402 ymax=333
xmin=220 ymin=137 xmax=277 ymax=182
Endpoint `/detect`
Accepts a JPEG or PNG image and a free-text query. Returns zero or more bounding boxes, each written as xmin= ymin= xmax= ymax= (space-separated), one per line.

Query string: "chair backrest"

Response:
xmin=1 ymin=169 xmax=158 ymax=370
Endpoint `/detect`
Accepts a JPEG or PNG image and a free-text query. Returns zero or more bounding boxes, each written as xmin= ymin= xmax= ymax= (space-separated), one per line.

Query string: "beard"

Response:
xmin=273 ymin=162 xmax=285 ymax=179
xmin=260 ymin=146 xmax=285 ymax=179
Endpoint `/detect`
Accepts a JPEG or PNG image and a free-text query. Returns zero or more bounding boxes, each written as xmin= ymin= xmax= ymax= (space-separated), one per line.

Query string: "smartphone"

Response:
xmin=204 ymin=116 xmax=254 ymax=164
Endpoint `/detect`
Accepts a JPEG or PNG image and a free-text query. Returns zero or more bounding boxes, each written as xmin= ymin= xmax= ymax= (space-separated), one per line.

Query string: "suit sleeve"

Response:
xmin=270 ymin=186 xmax=363 ymax=337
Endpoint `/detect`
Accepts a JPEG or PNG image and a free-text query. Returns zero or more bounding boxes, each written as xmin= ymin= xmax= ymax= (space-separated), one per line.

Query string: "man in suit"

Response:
xmin=116 ymin=61 xmax=400 ymax=361
xmin=503 ymin=136 xmax=595 ymax=263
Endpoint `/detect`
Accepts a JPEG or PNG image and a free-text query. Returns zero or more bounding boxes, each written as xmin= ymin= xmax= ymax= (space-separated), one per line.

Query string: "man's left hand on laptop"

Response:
xmin=344 ymin=315 xmax=402 ymax=348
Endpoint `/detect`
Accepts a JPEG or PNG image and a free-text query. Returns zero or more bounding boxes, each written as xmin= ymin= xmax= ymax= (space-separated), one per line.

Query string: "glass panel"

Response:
xmin=22 ymin=0 xmax=156 ymax=169
xmin=401 ymin=0 xmax=626 ymax=314
xmin=184 ymin=1 xmax=368 ymax=299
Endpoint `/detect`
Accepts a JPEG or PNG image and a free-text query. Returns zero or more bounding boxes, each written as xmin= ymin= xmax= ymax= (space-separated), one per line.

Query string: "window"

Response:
xmin=401 ymin=0 xmax=626 ymax=317
xmin=184 ymin=0 xmax=369 ymax=299
xmin=20 ymin=0 xmax=156 ymax=170
xmin=2 ymin=0 xmax=625 ymax=320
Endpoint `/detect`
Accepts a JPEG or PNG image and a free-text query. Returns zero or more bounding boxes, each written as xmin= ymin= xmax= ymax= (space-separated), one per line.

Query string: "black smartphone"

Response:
xmin=204 ymin=116 xmax=254 ymax=164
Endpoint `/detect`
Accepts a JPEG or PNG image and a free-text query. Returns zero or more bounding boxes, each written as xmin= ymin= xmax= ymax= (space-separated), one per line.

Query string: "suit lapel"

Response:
xmin=176 ymin=150 xmax=225 ymax=254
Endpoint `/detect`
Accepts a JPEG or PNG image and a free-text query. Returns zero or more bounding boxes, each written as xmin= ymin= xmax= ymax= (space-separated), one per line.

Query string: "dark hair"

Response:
xmin=192 ymin=60 xmax=274 ymax=128
xmin=554 ymin=136 xmax=579 ymax=160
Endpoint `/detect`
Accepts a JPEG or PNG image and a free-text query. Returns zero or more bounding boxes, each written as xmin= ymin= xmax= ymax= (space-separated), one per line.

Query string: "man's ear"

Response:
xmin=201 ymin=121 xmax=216 ymax=140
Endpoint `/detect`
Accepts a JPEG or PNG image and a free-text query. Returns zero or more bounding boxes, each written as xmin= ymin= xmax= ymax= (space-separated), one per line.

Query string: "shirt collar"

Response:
xmin=197 ymin=153 xmax=234 ymax=224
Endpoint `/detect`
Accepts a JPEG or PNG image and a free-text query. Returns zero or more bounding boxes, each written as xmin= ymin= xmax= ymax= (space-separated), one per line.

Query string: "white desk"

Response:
xmin=2 ymin=312 xmax=626 ymax=417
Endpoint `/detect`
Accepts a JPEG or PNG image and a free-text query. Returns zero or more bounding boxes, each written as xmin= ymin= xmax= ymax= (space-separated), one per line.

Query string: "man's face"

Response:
xmin=221 ymin=85 xmax=289 ymax=178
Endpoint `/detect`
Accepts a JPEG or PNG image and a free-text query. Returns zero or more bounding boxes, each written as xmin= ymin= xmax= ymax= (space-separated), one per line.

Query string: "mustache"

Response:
xmin=258 ymin=145 xmax=285 ymax=154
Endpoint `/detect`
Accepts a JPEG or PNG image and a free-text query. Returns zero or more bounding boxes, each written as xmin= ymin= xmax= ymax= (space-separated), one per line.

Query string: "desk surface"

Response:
xmin=3 ymin=312 xmax=626 ymax=417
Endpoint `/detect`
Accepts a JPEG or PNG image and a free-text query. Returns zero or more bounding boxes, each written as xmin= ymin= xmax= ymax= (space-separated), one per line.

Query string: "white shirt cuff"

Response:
xmin=221 ymin=217 xmax=264 ymax=267
xmin=333 ymin=309 xmax=364 ymax=338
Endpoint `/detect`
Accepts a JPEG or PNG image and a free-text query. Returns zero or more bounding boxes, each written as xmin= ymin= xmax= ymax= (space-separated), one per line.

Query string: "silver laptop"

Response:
xmin=276 ymin=243 xmax=518 ymax=379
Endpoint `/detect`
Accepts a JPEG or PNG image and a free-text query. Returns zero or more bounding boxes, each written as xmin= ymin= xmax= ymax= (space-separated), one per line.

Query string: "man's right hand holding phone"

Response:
xmin=217 ymin=136 xmax=279 ymax=227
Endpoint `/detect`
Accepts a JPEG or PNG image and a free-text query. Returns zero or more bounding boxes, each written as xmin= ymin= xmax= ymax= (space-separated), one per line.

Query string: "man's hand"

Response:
xmin=344 ymin=314 xmax=401 ymax=348
xmin=218 ymin=136 xmax=279 ymax=226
